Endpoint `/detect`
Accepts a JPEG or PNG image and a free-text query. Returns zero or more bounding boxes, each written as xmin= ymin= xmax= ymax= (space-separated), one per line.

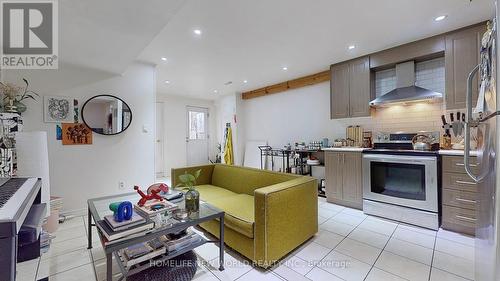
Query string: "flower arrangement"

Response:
xmin=0 ymin=78 xmax=39 ymax=114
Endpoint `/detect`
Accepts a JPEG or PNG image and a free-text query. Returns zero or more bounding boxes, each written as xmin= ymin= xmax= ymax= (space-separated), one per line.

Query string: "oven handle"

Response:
xmin=363 ymin=154 xmax=437 ymax=163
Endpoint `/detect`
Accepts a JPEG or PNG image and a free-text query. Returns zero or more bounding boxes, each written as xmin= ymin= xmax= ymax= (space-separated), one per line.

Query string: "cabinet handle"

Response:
xmin=342 ymin=154 xmax=345 ymax=163
xmin=455 ymin=163 xmax=478 ymax=167
xmin=455 ymin=198 xmax=477 ymax=204
xmin=455 ymin=215 xmax=476 ymax=222
xmin=456 ymin=180 xmax=477 ymax=185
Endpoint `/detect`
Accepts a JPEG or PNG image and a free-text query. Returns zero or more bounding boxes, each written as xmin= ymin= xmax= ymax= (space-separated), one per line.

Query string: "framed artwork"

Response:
xmin=56 ymin=124 xmax=62 ymax=140
xmin=44 ymin=96 xmax=75 ymax=123
xmin=61 ymin=123 xmax=93 ymax=145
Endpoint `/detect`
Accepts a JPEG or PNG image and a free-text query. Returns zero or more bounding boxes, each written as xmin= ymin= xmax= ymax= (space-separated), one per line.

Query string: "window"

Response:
xmin=188 ymin=110 xmax=206 ymax=140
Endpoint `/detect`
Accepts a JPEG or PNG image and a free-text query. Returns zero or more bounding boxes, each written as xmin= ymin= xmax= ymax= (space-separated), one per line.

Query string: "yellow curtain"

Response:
xmin=224 ymin=127 xmax=234 ymax=165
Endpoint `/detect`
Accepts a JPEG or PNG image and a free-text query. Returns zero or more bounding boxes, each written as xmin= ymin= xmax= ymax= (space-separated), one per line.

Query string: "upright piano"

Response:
xmin=0 ymin=178 xmax=44 ymax=281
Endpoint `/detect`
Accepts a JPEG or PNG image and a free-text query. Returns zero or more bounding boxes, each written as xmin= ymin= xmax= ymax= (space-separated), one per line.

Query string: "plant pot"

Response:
xmin=185 ymin=189 xmax=200 ymax=212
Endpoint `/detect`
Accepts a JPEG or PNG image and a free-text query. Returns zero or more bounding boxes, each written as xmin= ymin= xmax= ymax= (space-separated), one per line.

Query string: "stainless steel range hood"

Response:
xmin=369 ymin=61 xmax=443 ymax=107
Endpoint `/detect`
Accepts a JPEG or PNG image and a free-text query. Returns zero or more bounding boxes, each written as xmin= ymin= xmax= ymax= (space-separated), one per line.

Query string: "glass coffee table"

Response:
xmin=87 ymin=192 xmax=225 ymax=281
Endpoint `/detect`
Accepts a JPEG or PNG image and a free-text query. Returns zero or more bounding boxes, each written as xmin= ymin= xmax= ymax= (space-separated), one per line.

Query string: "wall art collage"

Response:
xmin=43 ymin=96 xmax=92 ymax=145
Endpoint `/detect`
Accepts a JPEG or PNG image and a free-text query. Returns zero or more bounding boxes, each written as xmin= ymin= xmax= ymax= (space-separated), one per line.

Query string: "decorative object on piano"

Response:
xmin=61 ymin=123 xmax=93 ymax=145
xmin=0 ymin=78 xmax=39 ymax=114
xmin=134 ymin=185 xmax=164 ymax=207
xmin=0 ymin=112 xmax=23 ymax=177
xmin=44 ymin=96 xmax=75 ymax=123
xmin=109 ymin=201 xmax=134 ymax=222
xmin=175 ymin=169 xmax=201 ymax=212
xmin=56 ymin=124 xmax=62 ymax=140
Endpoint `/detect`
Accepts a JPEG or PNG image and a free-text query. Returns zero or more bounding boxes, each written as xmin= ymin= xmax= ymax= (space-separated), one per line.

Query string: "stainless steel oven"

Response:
xmin=363 ymin=153 xmax=438 ymax=212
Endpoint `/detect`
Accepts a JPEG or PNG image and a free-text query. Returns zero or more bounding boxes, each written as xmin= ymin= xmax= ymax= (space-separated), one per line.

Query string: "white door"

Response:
xmin=155 ymin=102 xmax=165 ymax=177
xmin=186 ymin=106 xmax=209 ymax=166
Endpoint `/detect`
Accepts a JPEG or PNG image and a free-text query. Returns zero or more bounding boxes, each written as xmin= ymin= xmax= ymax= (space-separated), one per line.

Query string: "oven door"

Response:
xmin=362 ymin=154 xmax=438 ymax=212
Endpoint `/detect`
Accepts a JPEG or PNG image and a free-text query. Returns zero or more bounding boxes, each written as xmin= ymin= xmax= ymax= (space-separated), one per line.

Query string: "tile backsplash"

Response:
xmin=347 ymin=57 xmax=452 ymax=135
xmin=375 ymin=57 xmax=445 ymax=97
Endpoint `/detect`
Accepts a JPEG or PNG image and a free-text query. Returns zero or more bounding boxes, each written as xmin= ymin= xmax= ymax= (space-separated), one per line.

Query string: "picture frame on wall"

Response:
xmin=44 ymin=96 xmax=75 ymax=123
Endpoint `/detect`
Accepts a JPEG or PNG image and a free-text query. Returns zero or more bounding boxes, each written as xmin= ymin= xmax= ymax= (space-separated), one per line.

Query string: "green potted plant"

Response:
xmin=0 ymin=78 xmax=39 ymax=114
xmin=176 ymin=169 xmax=201 ymax=212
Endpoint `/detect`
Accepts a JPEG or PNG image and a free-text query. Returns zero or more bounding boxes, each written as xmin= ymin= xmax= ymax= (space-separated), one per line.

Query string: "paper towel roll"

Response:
xmin=15 ymin=131 xmax=51 ymax=217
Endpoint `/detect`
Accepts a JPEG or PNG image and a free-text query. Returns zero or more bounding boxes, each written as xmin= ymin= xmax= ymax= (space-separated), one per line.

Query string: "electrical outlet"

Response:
xmin=118 ymin=181 xmax=125 ymax=190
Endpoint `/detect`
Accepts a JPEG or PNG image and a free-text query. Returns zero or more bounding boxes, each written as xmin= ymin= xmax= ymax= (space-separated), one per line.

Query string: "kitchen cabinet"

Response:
xmin=324 ymin=151 xmax=363 ymax=209
xmin=441 ymin=155 xmax=478 ymax=236
xmin=330 ymin=56 xmax=371 ymax=119
xmin=330 ymin=62 xmax=350 ymax=118
xmin=445 ymin=24 xmax=486 ymax=110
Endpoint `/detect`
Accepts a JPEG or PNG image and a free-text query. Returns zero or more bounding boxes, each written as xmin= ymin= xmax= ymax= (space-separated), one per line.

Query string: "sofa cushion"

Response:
xmin=208 ymin=194 xmax=255 ymax=238
xmin=211 ymin=165 xmax=297 ymax=195
xmin=196 ymin=184 xmax=237 ymax=202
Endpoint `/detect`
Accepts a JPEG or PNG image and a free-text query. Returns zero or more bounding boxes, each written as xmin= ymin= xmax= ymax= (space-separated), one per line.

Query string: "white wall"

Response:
xmin=242 ymin=82 xmax=345 ymax=148
xmin=241 ymin=81 xmax=450 ymax=150
xmin=156 ymin=95 xmax=216 ymax=175
xmin=3 ymin=63 xmax=156 ymax=213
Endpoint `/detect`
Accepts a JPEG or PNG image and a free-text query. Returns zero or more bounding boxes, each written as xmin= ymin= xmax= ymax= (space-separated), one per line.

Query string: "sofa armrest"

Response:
xmin=171 ymin=164 xmax=215 ymax=187
xmin=253 ymin=177 xmax=318 ymax=267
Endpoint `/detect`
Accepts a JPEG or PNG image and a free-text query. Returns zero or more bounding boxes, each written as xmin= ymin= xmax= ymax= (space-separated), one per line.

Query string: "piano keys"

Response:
xmin=0 ymin=177 xmax=43 ymax=281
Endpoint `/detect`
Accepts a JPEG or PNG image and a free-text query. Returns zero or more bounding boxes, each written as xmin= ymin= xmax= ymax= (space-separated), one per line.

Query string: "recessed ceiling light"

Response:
xmin=243 ymin=80 xmax=248 ymax=83
xmin=348 ymin=45 xmax=356 ymax=50
xmin=193 ymin=29 xmax=202 ymax=35
xmin=161 ymin=57 xmax=167 ymax=61
xmin=434 ymin=15 xmax=447 ymax=21
xmin=165 ymin=80 xmax=170 ymax=84
xmin=282 ymin=67 xmax=288 ymax=71
xmin=213 ymin=90 xmax=218 ymax=93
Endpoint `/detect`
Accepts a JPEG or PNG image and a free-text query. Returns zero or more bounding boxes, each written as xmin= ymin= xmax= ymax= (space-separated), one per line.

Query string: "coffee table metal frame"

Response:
xmin=87 ymin=192 xmax=225 ymax=281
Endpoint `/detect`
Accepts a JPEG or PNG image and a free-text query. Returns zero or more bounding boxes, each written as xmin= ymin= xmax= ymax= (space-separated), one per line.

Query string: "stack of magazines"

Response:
xmin=120 ymin=229 xmax=203 ymax=267
xmin=96 ymin=213 xmax=154 ymax=242
xmin=160 ymin=229 xmax=203 ymax=253
xmin=121 ymin=238 xmax=166 ymax=267
xmin=134 ymin=200 xmax=178 ymax=217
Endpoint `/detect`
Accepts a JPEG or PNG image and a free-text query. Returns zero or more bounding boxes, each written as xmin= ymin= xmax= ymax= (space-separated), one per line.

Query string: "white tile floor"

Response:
xmin=16 ymin=198 xmax=476 ymax=281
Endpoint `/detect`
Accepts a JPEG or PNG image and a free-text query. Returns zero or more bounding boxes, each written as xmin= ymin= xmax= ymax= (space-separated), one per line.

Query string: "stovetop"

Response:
xmin=363 ymin=148 xmax=440 ymax=157
xmin=366 ymin=131 xmax=440 ymax=156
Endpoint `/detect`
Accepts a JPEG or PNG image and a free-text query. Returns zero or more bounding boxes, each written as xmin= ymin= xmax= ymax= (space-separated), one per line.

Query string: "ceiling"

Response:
xmin=136 ymin=0 xmax=494 ymax=100
xmin=58 ymin=0 xmax=185 ymax=74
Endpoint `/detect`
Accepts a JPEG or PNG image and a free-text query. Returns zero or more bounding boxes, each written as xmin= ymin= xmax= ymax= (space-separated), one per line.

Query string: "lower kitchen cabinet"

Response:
xmin=324 ymin=151 xmax=363 ymax=209
xmin=441 ymin=155 xmax=478 ymax=236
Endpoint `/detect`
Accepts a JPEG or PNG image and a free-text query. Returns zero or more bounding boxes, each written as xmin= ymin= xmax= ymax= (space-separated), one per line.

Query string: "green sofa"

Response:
xmin=171 ymin=164 xmax=318 ymax=268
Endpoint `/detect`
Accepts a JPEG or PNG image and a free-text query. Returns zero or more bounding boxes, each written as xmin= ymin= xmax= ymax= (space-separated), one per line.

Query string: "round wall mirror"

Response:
xmin=82 ymin=95 xmax=132 ymax=135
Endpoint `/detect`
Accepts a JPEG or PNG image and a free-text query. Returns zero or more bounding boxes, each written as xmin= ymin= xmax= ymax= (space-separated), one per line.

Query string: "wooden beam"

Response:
xmin=242 ymin=70 xmax=330 ymax=100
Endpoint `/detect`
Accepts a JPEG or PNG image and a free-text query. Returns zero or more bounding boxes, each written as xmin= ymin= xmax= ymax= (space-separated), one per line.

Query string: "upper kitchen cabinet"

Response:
xmin=445 ymin=24 xmax=486 ymax=110
xmin=349 ymin=57 xmax=371 ymax=117
xmin=330 ymin=62 xmax=350 ymax=118
xmin=330 ymin=56 xmax=371 ymax=119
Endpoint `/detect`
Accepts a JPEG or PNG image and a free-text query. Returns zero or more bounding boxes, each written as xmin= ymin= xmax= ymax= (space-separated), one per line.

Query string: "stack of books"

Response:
xmin=121 ymin=238 xmax=166 ymax=267
xmin=119 ymin=228 xmax=204 ymax=267
xmin=159 ymin=229 xmax=203 ymax=253
xmin=134 ymin=200 xmax=178 ymax=217
xmin=96 ymin=213 xmax=154 ymax=242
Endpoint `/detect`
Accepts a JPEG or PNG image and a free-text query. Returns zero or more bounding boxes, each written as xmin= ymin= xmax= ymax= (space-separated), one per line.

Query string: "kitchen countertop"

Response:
xmin=439 ymin=149 xmax=478 ymax=156
xmin=323 ymin=147 xmax=367 ymax=152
